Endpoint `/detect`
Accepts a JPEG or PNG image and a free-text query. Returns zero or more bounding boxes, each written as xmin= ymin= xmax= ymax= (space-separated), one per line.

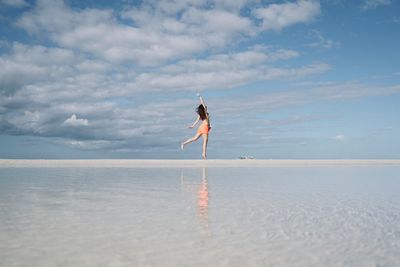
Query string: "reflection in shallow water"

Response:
xmin=1 ymin=166 xmax=400 ymax=267
xmin=197 ymin=168 xmax=209 ymax=232
xmin=181 ymin=168 xmax=210 ymax=234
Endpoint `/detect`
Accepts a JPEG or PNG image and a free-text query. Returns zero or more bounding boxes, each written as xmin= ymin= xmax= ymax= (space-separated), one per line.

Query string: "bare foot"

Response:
xmin=202 ymin=153 xmax=206 ymax=159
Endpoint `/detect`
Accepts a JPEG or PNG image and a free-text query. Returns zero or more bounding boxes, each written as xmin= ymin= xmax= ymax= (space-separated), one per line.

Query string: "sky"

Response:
xmin=0 ymin=0 xmax=399 ymax=159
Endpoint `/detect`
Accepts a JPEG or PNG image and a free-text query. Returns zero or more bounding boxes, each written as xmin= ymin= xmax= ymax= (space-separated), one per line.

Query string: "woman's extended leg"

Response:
xmin=202 ymin=134 xmax=208 ymax=159
xmin=181 ymin=133 xmax=202 ymax=150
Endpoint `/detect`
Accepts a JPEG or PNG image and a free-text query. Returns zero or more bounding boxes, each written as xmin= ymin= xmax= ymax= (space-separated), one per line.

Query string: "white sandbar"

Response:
xmin=0 ymin=159 xmax=399 ymax=168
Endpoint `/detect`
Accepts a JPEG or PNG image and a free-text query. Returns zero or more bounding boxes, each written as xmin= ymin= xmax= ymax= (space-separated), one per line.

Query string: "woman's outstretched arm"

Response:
xmin=198 ymin=93 xmax=206 ymax=108
xmin=198 ymin=93 xmax=209 ymax=121
xmin=188 ymin=115 xmax=200 ymax=128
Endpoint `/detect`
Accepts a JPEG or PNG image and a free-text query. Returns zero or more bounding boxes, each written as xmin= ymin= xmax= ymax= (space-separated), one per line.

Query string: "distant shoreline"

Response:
xmin=1 ymin=159 xmax=400 ymax=168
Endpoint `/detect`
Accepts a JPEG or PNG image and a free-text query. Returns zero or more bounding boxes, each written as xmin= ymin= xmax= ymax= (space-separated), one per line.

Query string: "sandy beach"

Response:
xmin=1 ymin=159 xmax=400 ymax=168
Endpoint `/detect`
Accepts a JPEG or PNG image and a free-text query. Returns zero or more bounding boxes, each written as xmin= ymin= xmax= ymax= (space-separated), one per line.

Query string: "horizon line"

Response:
xmin=1 ymin=159 xmax=400 ymax=168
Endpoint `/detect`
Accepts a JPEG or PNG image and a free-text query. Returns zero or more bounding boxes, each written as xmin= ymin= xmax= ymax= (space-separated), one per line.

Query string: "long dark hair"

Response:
xmin=196 ymin=104 xmax=207 ymax=120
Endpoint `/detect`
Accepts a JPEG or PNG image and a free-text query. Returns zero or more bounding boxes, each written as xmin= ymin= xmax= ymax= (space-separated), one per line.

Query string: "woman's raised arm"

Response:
xmin=198 ymin=93 xmax=206 ymax=108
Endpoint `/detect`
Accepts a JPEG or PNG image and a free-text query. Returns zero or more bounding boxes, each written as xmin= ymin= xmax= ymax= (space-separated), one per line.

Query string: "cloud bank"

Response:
xmin=1 ymin=0 xmax=399 ymax=157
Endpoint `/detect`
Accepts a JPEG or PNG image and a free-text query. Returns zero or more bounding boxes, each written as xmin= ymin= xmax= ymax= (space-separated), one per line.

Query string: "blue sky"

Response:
xmin=0 ymin=0 xmax=399 ymax=159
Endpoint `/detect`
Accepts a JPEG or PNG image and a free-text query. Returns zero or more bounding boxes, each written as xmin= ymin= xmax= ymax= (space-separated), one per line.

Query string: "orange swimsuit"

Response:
xmin=197 ymin=122 xmax=209 ymax=135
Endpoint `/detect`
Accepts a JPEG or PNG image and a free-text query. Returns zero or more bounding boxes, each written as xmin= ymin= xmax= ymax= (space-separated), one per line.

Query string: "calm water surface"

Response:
xmin=1 ymin=166 xmax=400 ymax=267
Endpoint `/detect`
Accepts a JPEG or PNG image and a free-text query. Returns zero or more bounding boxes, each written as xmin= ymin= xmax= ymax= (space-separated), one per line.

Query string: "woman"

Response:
xmin=181 ymin=93 xmax=211 ymax=159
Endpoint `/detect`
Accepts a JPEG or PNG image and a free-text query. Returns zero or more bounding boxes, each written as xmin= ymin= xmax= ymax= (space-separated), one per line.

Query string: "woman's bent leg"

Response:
xmin=181 ymin=133 xmax=202 ymax=150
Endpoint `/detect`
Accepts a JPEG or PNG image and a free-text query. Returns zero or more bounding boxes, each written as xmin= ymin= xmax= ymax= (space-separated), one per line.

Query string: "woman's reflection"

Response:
xmin=197 ymin=167 xmax=209 ymax=231
xmin=181 ymin=167 xmax=210 ymax=235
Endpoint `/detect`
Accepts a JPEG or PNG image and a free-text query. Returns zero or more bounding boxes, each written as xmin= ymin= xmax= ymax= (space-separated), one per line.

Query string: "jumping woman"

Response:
xmin=181 ymin=93 xmax=211 ymax=159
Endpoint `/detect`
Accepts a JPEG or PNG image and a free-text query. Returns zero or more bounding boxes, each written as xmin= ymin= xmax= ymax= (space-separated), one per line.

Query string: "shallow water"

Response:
xmin=1 ymin=166 xmax=400 ymax=267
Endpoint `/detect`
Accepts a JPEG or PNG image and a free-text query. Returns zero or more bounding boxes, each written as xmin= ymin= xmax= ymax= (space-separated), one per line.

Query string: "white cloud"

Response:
xmin=180 ymin=8 xmax=254 ymax=37
xmin=2 ymin=79 xmax=400 ymax=153
xmin=162 ymin=47 xmax=299 ymax=73
xmin=0 ymin=42 xmax=104 ymax=95
xmin=306 ymin=30 xmax=340 ymax=49
xmin=2 ymin=0 xmax=399 ymax=155
xmin=254 ymin=0 xmax=321 ymax=31
xmin=129 ymin=62 xmax=329 ymax=92
xmin=10 ymin=43 xmax=78 ymax=66
xmin=0 ymin=43 xmax=314 ymax=103
xmin=0 ymin=57 xmax=48 ymax=93
xmin=0 ymin=0 xmax=29 ymax=8
xmin=332 ymin=134 xmax=345 ymax=141
xmin=16 ymin=0 xmax=113 ymax=34
xmin=62 ymin=114 xmax=89 ymax=127
xmin=62 ymin=139 xmax=114 ymax=150
xmin=16 ymin=0 xmax=254 ymax=66
xmin=362 ymin=0 xmax=391 ymax=10
xmin=212 ymin=83 xmax=400 ymax=114
xmin=15 ymin=0 xmax=317 ymax=66
xmin=6 ymin=110 xmax=42 ymax=134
